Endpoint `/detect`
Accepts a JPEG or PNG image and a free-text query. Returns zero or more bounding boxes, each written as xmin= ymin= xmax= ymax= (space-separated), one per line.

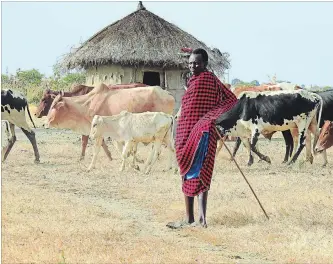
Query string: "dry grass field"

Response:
xmin=2 ymin=108 xmax=333 ymax=263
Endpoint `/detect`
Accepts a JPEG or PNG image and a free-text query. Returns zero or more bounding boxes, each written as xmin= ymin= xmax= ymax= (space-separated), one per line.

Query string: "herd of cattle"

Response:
xmin=1 ymin=81 xmax=333 ymax=174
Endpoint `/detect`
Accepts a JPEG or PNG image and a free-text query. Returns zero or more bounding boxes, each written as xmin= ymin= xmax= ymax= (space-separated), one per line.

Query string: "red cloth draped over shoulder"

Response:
xmin=175 ymin=71 xmax=238 ymax=196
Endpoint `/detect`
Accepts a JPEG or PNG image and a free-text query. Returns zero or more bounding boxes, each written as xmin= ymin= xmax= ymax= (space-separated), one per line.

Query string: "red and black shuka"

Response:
xmin=175 ymin=71 xmax=238 ymax=197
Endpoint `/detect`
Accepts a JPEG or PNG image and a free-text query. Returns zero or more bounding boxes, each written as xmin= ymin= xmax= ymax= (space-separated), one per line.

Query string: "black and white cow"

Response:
xmin=1 ymin=89 xmax=40 ymax=163
xmin=231 ymin=89 xmax=333 ymax=166
xmin=215 ymin=90 xmax=323 ymax=165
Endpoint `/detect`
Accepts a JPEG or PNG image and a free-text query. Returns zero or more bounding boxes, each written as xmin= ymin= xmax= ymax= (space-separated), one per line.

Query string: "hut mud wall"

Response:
xmin=164 ymin=69 xmax=185 ymax=113
xmin=85 ymin=65 xmax=186 ymax=114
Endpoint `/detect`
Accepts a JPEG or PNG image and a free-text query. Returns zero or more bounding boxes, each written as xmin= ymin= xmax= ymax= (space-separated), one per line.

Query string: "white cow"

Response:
xmin=88 ymin=111 xmax=178 ymax=174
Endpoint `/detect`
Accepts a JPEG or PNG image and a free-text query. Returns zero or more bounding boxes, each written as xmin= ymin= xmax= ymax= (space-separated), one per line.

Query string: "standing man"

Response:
xmin=167 ymin=48 xmax=238 ymax=228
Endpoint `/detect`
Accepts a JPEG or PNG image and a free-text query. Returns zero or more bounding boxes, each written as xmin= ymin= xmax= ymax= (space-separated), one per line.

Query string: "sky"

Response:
xmin=1 ymin=1 xmax=333 ymax=86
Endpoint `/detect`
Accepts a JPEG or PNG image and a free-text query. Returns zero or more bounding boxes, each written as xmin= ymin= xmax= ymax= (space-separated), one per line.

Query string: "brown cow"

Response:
xmin=35 ymin=85 xmax=94 ymax=118
xmin=314 ymin=121 xmax=333 ymax=166
xmin=44 ymin=83 xmax=175 ymax=163
xmin=36 ymin=83 xmax=148 ymax=160
xmin=232 ymin=84 xmax=282 ymax=98
xmin=35 ymin=83 xmax=148 ymax=118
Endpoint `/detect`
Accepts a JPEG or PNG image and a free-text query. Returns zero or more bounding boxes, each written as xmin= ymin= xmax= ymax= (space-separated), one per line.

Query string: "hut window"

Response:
xmin=143 ymin=71 xmax=160 ymax=87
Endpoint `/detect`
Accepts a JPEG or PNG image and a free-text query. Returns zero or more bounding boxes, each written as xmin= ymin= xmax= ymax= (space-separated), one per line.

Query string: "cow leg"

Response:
xmin=101 ymin=139 xmax=112 ymax=161
xmin=2 ymin=123 xmax=16 ymax=162
xmin=321 ymin=150 xmax=328 ymax=167
xmin=120 ymin=141 xmax=133 ymax=172
xmin=232 ymin=137 xmax=264 ymax=164
xmin=87 ymin=137 xmax=103 ymax=171
xmin=231 ymin=137 xmax=242 ymax=160
xmin=288 ymin=131 xmax=307 ymax=165
xmin=252 ymin=147 xmax=271 ymax=164
xmin=288 ymin=120 xmax=311 ymax=165
xmin=135 ymin=155 xmax=145 ymax=163
xmin=143 ymin=143 xmax=155 ymax=174
xmin=239 ymin=138 xmax=254 ymax=166
xmin=21 ymin=128 xmax=40 ymax=163
xmin=115 ymin=141 xmax=124 ymax=153
xmin=282 ymin=130 xmax=294 ymax=163
xmin=164 ymin=134 xmax=178 ymax=173
xmin=250 ymin=129 xmax=271 ymax=164
xmin=241 ymin=137 xmax=270 ymax=165
xmin=130 ymin=143 xmax=140 ymax=171
xmin=145 ymin=141 xmax=162 ymax=174
xmin=289 ymin=128 xmax=299 ymax=157
xmin=3 ymin=121 xmax=12 ymax=154
xmin=80 ymin=135 xmax=89 ymax=160
xmin=305 ymin=131 xmax=314 ymax=164
xmin=306 ymin=117 xmax=321 ymax=164
xmin=115 ymin=141 xmax=142 ymax=164
xmin=117 ymin=141 xmax=134 ymax=168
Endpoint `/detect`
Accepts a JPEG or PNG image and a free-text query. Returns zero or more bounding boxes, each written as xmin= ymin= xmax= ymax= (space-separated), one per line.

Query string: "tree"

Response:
xmin=231 ymin=78 xmax=241 ymax=85
xmin=251 ymin=80 xmax=259 ymax=86
xmin=51 ymin=60 xmax=86 ymax=91
xmin=61 ymin=72 xmax=86 ymax=87
xmin=1 ymin=74 xmax=9 ymax=83
xmin=16 ymin=69 xmax=44 ymax=86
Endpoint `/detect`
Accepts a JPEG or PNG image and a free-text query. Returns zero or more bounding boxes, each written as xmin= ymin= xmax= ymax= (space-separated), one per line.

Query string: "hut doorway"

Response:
xmin=143 ymin=71 xmax=160 ymax=86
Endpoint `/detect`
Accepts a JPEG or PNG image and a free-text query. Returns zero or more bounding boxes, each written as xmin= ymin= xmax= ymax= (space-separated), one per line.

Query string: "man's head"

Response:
xmin=189 ymin=48 xmax=208 ymax=75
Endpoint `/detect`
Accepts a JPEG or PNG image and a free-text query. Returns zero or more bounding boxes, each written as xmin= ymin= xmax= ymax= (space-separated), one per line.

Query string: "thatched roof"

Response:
xmin=60 ymin=2 xmax=230 ymax=76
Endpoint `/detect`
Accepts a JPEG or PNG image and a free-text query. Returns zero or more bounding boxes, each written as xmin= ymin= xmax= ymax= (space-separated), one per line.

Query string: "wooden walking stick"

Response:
xmin=214 ymin=126 xmax=270 ymax=220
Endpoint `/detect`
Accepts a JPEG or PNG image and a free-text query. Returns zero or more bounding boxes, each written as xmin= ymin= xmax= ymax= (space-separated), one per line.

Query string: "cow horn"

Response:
xmin=60 ymin=90 xmax=65 ymax=96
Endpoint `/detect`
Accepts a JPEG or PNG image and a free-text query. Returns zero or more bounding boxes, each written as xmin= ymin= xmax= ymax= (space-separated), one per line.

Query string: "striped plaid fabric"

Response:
xmin=175 ymin=71 xmax=238 ymax=196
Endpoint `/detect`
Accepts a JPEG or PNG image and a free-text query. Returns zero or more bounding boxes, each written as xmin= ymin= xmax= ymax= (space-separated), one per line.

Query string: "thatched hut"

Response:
xmin=60 ymin=2 xmax=230 ymax=111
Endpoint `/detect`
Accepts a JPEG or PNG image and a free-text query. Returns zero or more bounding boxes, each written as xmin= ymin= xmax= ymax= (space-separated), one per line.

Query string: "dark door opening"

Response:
xmin=143 ymin=71 xmax=160 ymax=86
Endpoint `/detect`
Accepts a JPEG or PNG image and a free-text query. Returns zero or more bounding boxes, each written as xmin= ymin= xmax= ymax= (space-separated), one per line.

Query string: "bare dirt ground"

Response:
xmin=2 ymin=112 xmax=333 ymax=263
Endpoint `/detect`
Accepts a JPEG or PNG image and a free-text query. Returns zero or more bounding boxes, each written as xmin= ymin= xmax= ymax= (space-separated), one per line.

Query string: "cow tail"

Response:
xmin=312 ymin=93 xmax=323 ymax=151
xmin=26 ymin=104 xmax=36 ymax=129
xmin=170 ymin=115 xmax=176 ymax=147
xmin=314 ymin=93 xmax=323 ymax=130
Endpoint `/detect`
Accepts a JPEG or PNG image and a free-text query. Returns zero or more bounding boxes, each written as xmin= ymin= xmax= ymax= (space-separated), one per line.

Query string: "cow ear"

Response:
xmin=97 ymin=116 xmax=104 ymax=124
xmin=56 ymin=101 xmax=65 ymax=109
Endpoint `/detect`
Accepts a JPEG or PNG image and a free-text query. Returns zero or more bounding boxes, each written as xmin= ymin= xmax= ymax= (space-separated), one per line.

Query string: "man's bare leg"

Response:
xmin=166 ymin=191 xmax=196 ymax=229
xmin=198 ymin=191 xmax=208 ymax=228
xmin=184 ymin=195 xmax=195 ymax=224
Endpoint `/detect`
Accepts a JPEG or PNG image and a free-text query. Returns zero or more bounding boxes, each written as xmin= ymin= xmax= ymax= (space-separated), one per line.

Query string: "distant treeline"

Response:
xmin=1 ymin=68 xmax=86 ymax=104
xmin=231 ymin=78 xmax=332 ymax=91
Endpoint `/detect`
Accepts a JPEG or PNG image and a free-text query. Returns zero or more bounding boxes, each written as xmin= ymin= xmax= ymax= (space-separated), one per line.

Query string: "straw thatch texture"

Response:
xmin=60 ymin=3 xmax=230 ymax=76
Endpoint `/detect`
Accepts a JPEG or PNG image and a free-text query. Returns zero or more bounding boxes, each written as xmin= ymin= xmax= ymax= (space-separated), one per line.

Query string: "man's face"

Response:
xmin=189 ymin=54 xmax=207 ymax=75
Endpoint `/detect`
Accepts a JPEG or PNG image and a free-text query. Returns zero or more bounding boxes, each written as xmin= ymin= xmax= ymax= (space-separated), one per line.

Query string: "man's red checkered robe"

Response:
xmin=175 ymin=71 xmax=238 ymax=197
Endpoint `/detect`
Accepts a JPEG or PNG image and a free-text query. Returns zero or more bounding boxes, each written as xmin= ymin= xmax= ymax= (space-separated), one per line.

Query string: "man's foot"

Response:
xmin=200 ymin=222 xmax=208 ymax=228
xmin=166 ymin=221 xmax=196 ymax=229
xmin=199 ymin=218 xmax=208 ymax=228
